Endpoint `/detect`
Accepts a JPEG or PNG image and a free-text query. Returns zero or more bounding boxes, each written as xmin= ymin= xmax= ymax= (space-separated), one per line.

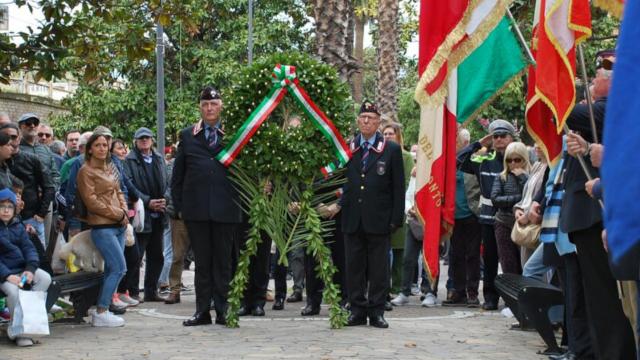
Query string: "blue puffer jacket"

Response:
xmin=0 ymin=217 xmax=39 ymax=282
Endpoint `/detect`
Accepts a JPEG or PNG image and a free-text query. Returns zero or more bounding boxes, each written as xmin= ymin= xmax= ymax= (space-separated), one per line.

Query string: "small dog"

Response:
xmin=58 ymin=224 xmax=135 ymax=273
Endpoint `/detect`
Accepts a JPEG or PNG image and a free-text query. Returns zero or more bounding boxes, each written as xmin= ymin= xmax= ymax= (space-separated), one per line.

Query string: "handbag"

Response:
xmin=408 ymin=214 xmax=424 ymax=240
xmin=7 ymin=289 xmax=50 ymax=339
xmin=511 ymin=220 xmax=542 ymax=250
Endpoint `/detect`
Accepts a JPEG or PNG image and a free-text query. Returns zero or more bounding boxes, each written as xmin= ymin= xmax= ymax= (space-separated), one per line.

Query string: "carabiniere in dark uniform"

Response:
xmin=171 ymin=86 xmax=242 ymax=327
xmin=337 ymin=101 xmax=405 ymax=329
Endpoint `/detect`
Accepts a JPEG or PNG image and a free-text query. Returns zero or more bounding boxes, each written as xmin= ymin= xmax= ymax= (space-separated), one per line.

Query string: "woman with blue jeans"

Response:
xmin=77 ymin=132 xmax=129 ymax=327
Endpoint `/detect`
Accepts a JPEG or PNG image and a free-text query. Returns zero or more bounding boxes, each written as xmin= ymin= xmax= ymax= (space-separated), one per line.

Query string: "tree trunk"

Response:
xmin=313 ymin=0 xmax=356 ymax=80
xmin=352 ymin=14 xmax=366 ymax=104
xmin=376 ymin=0 xmax=399 ymax=122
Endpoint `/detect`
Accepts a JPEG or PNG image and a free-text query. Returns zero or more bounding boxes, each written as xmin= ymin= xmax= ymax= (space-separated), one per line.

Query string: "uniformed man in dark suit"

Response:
xmin=172 ymin=86 xmax=243 ymax=326
xmin=328 ymin=101 xmax=405 ymax=328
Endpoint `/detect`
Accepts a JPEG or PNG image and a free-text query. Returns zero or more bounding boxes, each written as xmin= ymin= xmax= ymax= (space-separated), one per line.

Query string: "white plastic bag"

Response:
xmin=51 ymin=232 xmax=68 ymax=274
xmin=8 ymin=290 xmax=50 ymax=339
xmin=132 ymin=198 xmax=145 ymax=233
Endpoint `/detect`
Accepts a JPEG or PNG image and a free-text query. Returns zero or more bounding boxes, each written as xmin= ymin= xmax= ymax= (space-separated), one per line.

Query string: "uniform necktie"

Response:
xmin=207 ymin=128 xmax=218 ymax=148
xmin=361 ymin=141 xmax=370 ymax=171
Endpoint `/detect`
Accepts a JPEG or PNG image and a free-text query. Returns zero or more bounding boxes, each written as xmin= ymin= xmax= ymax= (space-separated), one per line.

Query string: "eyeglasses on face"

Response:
xmin=0 ymin=204 xmax=14 ymax=211
xmin=492 ymin=133 xmax=508 ymax=139
xmin=23 ymin=120 xmax=39 ymax=127
xmin=38 ymin=133 xmax=52 ymax=138
xmin=8 ymin=135 xmax=18 ymax=140
xmin=506 ymin=158 xmax=523 ymax=164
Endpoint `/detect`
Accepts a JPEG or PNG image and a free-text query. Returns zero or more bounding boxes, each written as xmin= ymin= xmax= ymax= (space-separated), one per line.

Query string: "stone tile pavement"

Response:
xmin=0 ymin=269 xmax=551 ymax=359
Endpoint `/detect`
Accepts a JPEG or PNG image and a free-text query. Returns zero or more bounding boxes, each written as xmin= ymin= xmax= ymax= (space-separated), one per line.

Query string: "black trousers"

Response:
xmin=569 ymin=224 xmax=637 ymax=360
xmin=132 ymin=218 xmax=164 ymax=297
xmin=305 ymin=217 xmax=347 ymax=307
xmin=273 ymin=249 xmax=288 ymax=300
xmin=118 ymin=237 xmax=140 ymax=295
xmin=185 ymin=220 xmax=237 ymax=315
xmin=560 ymin=253 xmax=594 ymax=358
xmin=241 ymin=228 xmax=272 ymax=308
xmin=481 ymin=223 xmax=499 ymax=303
xmin=344 ymin=226 xmax=390 ymax=318
xmin=450 ymin=215 xmax=482 ymax=298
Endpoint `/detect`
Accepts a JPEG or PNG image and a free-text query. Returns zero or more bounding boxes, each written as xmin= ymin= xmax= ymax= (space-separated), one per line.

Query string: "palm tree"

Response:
xmin=376 ymin=0 xmax=399 ymax=122
xmin=312 ymin=0 xmax=357 ymax=80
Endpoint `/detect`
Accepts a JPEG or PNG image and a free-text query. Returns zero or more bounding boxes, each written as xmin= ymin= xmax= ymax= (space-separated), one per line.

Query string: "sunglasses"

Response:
xmin=506 ymin=158 xmax=523 ymax=164
xmin=38 ymin=133 xmax=52 ymax=138
xmin=22 ymin=119 xmax=39 ymax=127
xmin=138 ymin=136 xmax=152 ymax=140
xmin=492 ymin=133 xmax=509 ymax=139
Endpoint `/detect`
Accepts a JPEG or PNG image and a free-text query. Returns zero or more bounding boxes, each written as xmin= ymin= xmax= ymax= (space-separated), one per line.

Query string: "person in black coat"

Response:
xmin=124 ymin=127 xmax=169 ymax=302
xmin=327 ymin=101 xmax=405 ymax=328
xmin=171 ymin=86 xmax=242 ymax=326
xmin=562 ymin=67 xmax=636 ymax=360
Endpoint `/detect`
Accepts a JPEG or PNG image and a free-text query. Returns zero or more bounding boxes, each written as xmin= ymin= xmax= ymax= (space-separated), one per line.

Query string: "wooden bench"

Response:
xmin=495 ymin=273 xmax=564 ymax=355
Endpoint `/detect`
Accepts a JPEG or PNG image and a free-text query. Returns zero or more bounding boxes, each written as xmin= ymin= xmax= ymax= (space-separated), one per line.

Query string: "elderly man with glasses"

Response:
xmin=456 ymin=119 xmax=516 ymax=311
xmin=17 ymin=114 xmax=60 ymax=189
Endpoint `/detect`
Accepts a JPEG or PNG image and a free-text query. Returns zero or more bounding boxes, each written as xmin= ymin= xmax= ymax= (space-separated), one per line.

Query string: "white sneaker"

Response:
xmin=16 ymin=337 xmax=34 ymax=347
xmin=421 ymin=293 xmax=437 ymax=307
xmin=118 ymin=292 xmax=139 ymax=307
xmin=410 ymin=284 xmax=421 ymax=296
xmin=390 ymin=293 xmax=410 ymax=306
xmin=92 ymin=311 xmax=125 ymax=327
xmin=112 ymin=293 xmax=129 ymax=308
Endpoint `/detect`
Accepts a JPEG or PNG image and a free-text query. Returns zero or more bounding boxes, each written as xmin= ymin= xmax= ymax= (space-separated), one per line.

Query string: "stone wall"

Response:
xmin=0 ymin=91 xmax=68 ymax=123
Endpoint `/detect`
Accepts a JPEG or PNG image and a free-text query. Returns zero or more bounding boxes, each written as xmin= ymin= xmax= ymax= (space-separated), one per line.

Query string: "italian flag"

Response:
xmin=415 ymin=0 xmax=525 ymax=281
xmin=526 ymin=0 xmax=591 ymax=164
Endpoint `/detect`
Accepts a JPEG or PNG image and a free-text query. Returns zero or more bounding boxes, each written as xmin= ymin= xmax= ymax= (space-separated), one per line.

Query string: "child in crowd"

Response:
xmin=0 ymin=188 xmax=52 ymax=347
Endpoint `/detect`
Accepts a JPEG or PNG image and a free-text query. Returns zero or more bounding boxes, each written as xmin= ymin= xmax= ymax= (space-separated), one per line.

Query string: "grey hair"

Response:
xmin=458 ymin=128 xmax=471 ymax=143
xmin=78 ymin=131 xmax=93 ymax=147
xmin=49 ymin=140 xmax=65 ymax=154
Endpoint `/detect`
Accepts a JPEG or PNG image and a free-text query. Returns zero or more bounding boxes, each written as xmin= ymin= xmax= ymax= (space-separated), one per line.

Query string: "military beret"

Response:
xmin=359 ymin=100 xmax=380 ymax=115
xmin=596 ymin=49 xmax=615 ymax=70
xmin=200 ymin=86 xmax=221 ymax=101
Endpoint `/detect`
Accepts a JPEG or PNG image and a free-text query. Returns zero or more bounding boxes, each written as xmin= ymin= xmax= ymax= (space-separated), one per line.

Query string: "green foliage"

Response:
xmin=223 ymin=52 xmax=353 ymax=182
xmin=225 ymin=165 xmax=347 ymax=328
xmin=49 ymin=0 xmax=313 ymax=144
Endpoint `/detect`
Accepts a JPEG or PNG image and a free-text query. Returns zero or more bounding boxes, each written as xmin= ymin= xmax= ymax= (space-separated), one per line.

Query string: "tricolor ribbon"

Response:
xmin=216 ymin=64 xmax=352 ymax=172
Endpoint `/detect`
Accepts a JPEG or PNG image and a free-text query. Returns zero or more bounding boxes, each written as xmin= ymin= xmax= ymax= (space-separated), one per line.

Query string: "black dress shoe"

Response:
xmin=215 ymin=314 xmax=226 ymax=325
xmin=183 ymin=312 xmax=212 ymax=326
xmin=384 ymin=301 xmax=393 ymax=311
xmin=251 ymin=305 xmax=265 ymax=316
xmin=346 ymin=314 xmax=367 ymax=326
xmin=482 ymin=300 xmax=498 ymax=311
xmin=144 ymin=293 xmax=165 ymax=302
xmin=549 ymin=351 xmax=576 ymax=360
xmin=369 ymin=315 xmax=389 ymax=328
xmin=237 ymin=305 xmax=250 ymax=316
xmin=300 ymin=304 xmax=320 ymax=316
xmin=272 ymin=298 xmax=284 ymax=310
xmin=286 ymin=291 xmax=303 ymax=303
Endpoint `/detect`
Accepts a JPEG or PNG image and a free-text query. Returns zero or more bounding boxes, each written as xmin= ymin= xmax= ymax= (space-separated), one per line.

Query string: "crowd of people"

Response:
xmin=0 ymin=50 xmax=638 ymax=359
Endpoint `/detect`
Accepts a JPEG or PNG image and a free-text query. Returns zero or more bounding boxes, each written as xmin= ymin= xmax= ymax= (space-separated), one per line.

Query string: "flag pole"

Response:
xmin=577 ymin=43 xmax=600 ymax=144
xmin=506 ymin=8 xmax=536 ymax=65
xmin=507 ymin=8 xmax=603 ymax=207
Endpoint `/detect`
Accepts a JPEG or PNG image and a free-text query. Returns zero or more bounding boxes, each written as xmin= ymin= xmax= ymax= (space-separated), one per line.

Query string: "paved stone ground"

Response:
xmin=0 ymin=266 xmax=552 ymax=359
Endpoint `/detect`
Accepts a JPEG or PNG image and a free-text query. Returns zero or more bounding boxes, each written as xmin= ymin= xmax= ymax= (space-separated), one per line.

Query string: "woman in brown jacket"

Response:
xmin=77 ymin=133 xmax=129 ymax=327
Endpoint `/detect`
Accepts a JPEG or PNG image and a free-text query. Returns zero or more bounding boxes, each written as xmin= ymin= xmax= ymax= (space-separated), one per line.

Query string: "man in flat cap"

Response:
xmin=124 ymin=127 xmax=169 ymax=302
xmin=327 ymin=100 xmax=405 ymax=328
xmin=172 ymin=86 xmax=242 ymax=326
xmin=456 ymin=119 xmax=515 ymax=311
